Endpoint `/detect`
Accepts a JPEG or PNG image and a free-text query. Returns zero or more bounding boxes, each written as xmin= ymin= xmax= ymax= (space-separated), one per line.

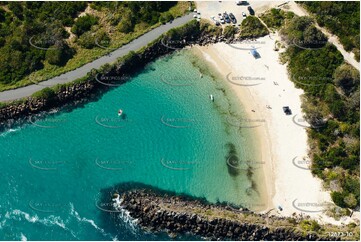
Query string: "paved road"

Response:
xmin=0 ymin=13 xmax=193 ymax=102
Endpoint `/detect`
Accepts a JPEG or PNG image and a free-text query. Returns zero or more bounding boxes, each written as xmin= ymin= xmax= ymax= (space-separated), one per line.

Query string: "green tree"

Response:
xmin=71 ymin=14 xmax=98 ymax=36
xmin=239 ymin=16 xmax=268 ymax=38
xmin=333 ymin=64 xmax=360 ymax=95
xmin=45 ymin=41 xmax=75 ymax=66
xmin=344 ymin=193 xmax=357 ymax=209
xmin=223 ymin=25 xmax=238 ymax=38
xmin=117 ymin=16 xmax=134 ymax=33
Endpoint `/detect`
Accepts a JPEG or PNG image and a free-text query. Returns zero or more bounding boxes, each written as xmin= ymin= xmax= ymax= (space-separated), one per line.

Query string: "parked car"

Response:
xmin=229 ymin=12 xmax=237 ymax=23
xmin=210 ymin=16 xmax=221 ymax=26
xmin=242 ymin=12 xmax=247 ymax=19
xmin=248 ymin=6 xmax=255 ymax=15
xmin=283 ymin=106 xmax=292 ymax=115
xmin=223 ymin=12 xmax=231 ymax=23
xmin=236 ymin=1 xmax=248 ymax=5
xmin=218 ymin=14 xmax=225 ymax=24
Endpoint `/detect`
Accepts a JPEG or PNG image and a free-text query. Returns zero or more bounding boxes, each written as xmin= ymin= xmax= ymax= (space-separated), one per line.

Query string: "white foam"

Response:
xmin=0 ymin=128 xmax=21 ymax=137
xmin=69 ymin=203 xmax=113 ymax=239
xmin=112 ymin=198 xmax=138 ymax=233
xmin=20 ymin=233 xmax=27 ymax=241
xmin=6 ymin=209 xmax=77 ymax=239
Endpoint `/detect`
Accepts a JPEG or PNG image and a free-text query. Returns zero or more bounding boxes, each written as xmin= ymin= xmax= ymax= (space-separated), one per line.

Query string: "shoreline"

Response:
xmin=193 ymin=34 xmax=346 ymax=225
xmin=192 ymin=45 xmax=274 ymax=214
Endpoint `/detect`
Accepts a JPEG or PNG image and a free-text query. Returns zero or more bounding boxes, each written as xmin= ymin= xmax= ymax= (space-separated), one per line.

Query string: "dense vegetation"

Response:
xmin=280 ymin=15 xmax=360 ymax=210
xmin=0 ymin=2 xmax=87 ymax=85
xmin=238 ymin=16 xmax=269 ymax=39
xmin=300 ymin=1 xmax=360 ymax=61
xmin=259 ymin=8 xmax=294 ymax=30
xmin=0 ymin=1 xmax=188 ymax=91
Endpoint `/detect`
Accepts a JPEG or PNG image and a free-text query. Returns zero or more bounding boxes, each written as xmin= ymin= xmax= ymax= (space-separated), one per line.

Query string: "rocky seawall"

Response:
xmin=107 ymin=187 xmax=340 ymax=241
xmin=0 ymin=20 xmax=235 ymax=131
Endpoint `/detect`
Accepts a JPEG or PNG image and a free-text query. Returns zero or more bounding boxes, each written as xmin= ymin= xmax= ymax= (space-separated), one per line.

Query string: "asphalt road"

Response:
xmin=0 ymin=13 xmax=193 ymax=102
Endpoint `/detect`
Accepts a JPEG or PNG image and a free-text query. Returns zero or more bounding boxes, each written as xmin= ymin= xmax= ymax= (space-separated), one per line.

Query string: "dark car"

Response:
xmin=229 ymin=13 xmax=237 ymax=24
xmin=223 ymin=12 xmax=231 ymax=23
xmin=283 ymin=106 xmax=292 ymax=115
xmin=236 ymin=1 xmax=248 ymax=5
xmin=248 ymin=6 xmax=255 ymax=15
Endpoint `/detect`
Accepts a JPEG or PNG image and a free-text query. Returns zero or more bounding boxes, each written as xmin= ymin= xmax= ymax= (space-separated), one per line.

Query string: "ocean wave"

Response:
xmin=69 ymin=203 xmax=115 ymax=240
xmin=20 ymin=233 xmax=27 ymax=241
xmin=0 ymin=128 xmax=21 ymax=137
xmin=112 ymin=195 xmax=138 ymax=233
xmin=4 ymin=209 xmax=78 ymax=239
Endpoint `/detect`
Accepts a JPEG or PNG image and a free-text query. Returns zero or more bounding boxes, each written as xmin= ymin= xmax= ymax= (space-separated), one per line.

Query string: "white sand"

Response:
xmin=193 ymin=33 xmax=358 ymax=225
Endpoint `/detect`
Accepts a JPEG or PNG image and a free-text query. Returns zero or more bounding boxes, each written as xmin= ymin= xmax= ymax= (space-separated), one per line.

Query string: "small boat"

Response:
xmin=118 ymin=109 xmax=123 ymax=116
xmin=209 ymin=94 xmax=214 ymax=102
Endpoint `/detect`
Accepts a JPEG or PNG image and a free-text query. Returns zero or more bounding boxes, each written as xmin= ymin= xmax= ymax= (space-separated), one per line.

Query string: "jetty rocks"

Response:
xmin=112 ymin=188 xmax=338 ymax=241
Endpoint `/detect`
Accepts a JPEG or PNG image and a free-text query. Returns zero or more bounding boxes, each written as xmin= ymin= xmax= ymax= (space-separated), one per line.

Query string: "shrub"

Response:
xmin=281 ymin=16 xmax=327 ymax=49
xmin=159 ymin=12 xmax=174 ymax=24
xmin=331 ymin=191 xmax=347 ymax=208
xmin=239 ymin=16 xmax=268 ymax=39
xmin=118 ymin=16 xmax=134 ymax=33
xmin=300 ymin=220 xmax=321 ymax=232
xmin=223 ymin=25 xmax=238 ymax=38
xmin=71 ymin=14 xmax=98 ymax=36
xmin=333 ymin=64 xmax=360 ymax=96
xmin=32 ymin=87 xmax=56 ymax=100
xmin=259 ymin=8 xmax=288 ymax=30
xmin=45 ymin=41 xmax=75 ymax=66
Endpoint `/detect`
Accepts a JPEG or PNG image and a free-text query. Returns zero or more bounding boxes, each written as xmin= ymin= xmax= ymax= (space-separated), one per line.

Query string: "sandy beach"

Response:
xmin=193 ymin=33 xmax=354 ymax=225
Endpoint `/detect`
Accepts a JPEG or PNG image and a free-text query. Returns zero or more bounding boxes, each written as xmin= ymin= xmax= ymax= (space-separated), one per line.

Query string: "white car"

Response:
xmin=211 ymin=16 xmax=221 ymax=26
xmin=218 ymin=13 xmax=225 ymax=24
xmin=242 ymin=12 xmax=247 ymax=19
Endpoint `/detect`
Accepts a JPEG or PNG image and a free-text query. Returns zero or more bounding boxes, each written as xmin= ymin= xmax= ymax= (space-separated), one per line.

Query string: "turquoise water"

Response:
xmin=0 ymin=50 xmax=262 ymax=240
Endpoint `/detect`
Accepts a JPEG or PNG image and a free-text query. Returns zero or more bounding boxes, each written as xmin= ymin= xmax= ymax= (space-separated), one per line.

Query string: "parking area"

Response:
xmin=195 ymin=1 xmax=285 ymax=26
